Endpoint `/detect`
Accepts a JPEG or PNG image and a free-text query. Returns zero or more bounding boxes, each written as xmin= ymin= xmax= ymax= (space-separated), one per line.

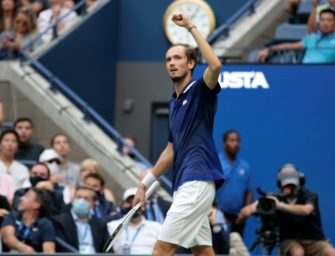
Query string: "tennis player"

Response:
xmin=133 ymin=13 xmax=225 ymax=256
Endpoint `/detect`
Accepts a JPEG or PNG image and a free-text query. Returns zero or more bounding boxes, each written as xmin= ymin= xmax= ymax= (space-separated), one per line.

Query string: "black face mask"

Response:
xmin=29 ymin=176 xmax=47 ymax=187
xmin=120 ymin=206 xmax=142 ymax=219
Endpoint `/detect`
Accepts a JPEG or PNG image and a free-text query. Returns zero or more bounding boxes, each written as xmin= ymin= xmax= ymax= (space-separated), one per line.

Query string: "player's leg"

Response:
xmin=191 ymin=245 xmax=215 ymax=256
xmin=152 ymin=240 xmax=178 ymax=256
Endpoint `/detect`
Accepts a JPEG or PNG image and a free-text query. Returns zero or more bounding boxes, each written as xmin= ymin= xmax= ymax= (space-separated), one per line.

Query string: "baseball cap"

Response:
xmin=123 ymin=187 xmax=137 ymax=201
xmin=39 ymin=149 xmax=63 ymax=163
xmin=279 ymin=165 xmax=300 ymax=187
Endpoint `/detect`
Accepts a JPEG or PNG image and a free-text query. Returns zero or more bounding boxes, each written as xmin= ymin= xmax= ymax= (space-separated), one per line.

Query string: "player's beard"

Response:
xmin=170 ymin=70 xmax=188 ymax=83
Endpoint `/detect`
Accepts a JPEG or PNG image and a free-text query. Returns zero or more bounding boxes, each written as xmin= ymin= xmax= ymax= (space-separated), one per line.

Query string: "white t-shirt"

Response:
xmin=0 ymin=160 xmax=30 ymax=189
xmin=107 ymin=218 xmax=162 ymax=255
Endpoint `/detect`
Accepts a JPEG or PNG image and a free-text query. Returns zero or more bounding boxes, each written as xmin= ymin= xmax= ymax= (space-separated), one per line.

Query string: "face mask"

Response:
xmin=72 ymin=198 xmax=90 ymax=217
xmin=29 ymin=176 xmax=47 ymax=187
xmin=46 ymin=162 xmax=59 ymax=174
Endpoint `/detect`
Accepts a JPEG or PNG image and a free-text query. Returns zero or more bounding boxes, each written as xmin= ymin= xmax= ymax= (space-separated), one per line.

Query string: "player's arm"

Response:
xmin=172 ymin=13 xmax=221 ymax=89
xmin=258 ymin=41 xmax=303 ymax=62
xmin=133 ymin=142 xmax=174 ymax=207
xmin=307 ymin=0 xmax=320 ymax=33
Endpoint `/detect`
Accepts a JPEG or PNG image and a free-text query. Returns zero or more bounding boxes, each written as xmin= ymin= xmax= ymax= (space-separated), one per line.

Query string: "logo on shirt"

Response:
xmin=219 ymin=71 xmax=270 ymax=89
xmin=239 ymin=168 xmax=245 ymax=176
xmin=182 ymin=99 xmax=188 ymax=106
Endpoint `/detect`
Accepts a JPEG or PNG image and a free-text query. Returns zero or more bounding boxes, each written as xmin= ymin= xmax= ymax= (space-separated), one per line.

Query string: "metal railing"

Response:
xmin=207 ymin=0 xmax=260 ymax=44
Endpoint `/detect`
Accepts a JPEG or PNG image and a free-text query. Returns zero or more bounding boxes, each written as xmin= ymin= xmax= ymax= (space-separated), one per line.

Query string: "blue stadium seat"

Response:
xmin=271 ymin=23 xmax=308 ymax=43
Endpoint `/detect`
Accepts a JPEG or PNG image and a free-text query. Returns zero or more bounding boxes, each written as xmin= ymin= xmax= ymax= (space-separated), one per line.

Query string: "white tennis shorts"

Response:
xmin=158 ymin=180 xmax=215 ymax=248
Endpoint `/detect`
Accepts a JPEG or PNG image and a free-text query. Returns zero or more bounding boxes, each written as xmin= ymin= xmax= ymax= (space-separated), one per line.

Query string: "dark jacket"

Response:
xmin=52 ymin=210 xmax=109 ymax=253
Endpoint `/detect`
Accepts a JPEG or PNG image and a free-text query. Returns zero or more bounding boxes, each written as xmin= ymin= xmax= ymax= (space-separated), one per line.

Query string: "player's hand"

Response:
xmin=172 ymin=13 xmax=193 ymax=29
xmin=132 ymin=183 xmax=146 ymax=210
xmin=257 ymin=48 xmax=270 ymax=63
xmin=312 ymin=0 xmax=320 ymax=8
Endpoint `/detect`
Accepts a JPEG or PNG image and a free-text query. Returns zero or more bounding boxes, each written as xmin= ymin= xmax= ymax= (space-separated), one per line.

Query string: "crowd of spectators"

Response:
xmin=0 ymin=0 xmax=99 ymax=60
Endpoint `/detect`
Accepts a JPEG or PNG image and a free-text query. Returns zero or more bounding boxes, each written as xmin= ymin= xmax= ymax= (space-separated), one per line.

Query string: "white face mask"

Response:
xmin=46 ymin=162 xmax=60 ymax=174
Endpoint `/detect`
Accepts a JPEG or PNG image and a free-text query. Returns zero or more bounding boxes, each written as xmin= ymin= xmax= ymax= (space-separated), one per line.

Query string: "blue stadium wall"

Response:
xmin=194 ymin=64 xmax=335 ymax=251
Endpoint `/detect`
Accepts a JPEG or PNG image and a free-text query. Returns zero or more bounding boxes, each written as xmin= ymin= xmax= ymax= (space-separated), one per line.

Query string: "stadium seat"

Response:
xmin=269 ymin=23 xmax=308 ymax=44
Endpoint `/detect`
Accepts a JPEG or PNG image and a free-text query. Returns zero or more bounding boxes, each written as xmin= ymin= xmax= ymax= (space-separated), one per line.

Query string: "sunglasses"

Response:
xmin=15 ymin=19 xmax=28 ymax=26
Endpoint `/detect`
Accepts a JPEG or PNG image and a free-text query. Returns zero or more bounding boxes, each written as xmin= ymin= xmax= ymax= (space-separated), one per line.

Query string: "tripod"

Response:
xmin=250 ymin=225 xmax=279 ymax=255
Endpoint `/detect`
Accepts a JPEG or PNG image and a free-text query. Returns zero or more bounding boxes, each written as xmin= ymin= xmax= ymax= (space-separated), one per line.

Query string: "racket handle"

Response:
xmin=144 ymin=181 xmax=160 ymax=200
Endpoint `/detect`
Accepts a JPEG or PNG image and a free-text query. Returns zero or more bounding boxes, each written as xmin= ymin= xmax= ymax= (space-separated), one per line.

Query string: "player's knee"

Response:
xmin=152 ymin=240 xmax=176 ymax=256
xmin=289 ymin=245 xmax=304 ymax=256
xmin=191 ymin=245 xmax=215 ymax=256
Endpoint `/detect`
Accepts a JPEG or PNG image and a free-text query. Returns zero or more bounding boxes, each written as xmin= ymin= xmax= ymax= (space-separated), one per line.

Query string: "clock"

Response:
xmin=163 ymin=0 xmax=216 ymax=46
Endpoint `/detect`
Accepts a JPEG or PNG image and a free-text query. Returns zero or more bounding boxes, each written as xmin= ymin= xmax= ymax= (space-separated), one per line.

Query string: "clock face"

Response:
xmin=163 ymin=0 xmax=216 ymax=47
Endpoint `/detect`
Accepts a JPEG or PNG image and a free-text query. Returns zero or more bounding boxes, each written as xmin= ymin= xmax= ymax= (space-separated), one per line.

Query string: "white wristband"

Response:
xmin=141 ymin=172 xmax=157 ymax=188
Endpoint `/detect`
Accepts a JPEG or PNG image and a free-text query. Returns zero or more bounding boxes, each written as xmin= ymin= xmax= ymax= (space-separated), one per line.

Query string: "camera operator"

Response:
xmin=237 ymin=163 xmax=335 ymax=256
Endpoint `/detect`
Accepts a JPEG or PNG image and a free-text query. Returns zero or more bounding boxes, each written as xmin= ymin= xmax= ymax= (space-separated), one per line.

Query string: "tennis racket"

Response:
xmin=103 ymin=181 xmax=160 ymax=252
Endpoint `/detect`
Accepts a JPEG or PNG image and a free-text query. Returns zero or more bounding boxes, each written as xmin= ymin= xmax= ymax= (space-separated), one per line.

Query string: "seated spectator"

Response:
xmin=12 ymin=163 xmax=67 ymax=216
xmin=0 ymin=194 xmax=10 ymax=226
xmin=79 ymin=158 xmax=115 ymax=203
xmin=51 ymin=133 xmax=80 ymax=187
xmin=83 ymin=173 xmax=119 ymax=222
xmin=0 ymin=0 xmax=17 ymax=33
xmin=0 ymin=173 xmax=15 ymax=204
xmin=52 ymin=186 xmax=109 ymax=253
xmin=308 ymin=0 xmax=335 ymax=33
xmin=107 ymin=187 xmax=162 ymax=255
xmin=0 ymin=7 xmax=40 ymax=60
xmin=1 ymin=188 xmax=56 ymax=253
xmin=14 ymin=117 xmax=45 ymax=169
xmin=0 ymin=130 xmax=30 ymax=189
xmin=39 ymin=148 xmax=73 ymax=203
xmin=258 ymin=9 xmax=335 ymax=64
xmin=123 ymin=136 xmax=149 ymax=171
xmin=37 ymin=0 xmax=76 ymax=43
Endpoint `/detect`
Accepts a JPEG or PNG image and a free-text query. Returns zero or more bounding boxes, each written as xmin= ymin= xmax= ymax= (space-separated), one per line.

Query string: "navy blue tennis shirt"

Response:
xmin=168 ymin=77 xmax=225 ymax=192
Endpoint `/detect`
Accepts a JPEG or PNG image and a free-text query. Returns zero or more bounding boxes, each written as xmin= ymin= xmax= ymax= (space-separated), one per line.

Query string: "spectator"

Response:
xmin=1 ymin=188 xmax=56 ymax=253
xmin=0 ymin=0 xmax=17 ymax=33
xmin=0 ymin=7 xmax=40 ymax=60
xmin=12 ymin=162 xmax=67 ymax=216
xmin=52 ymin=186 xmax=109 ymax=253
xmin=308 ymin=0 xmax=335 ymax=33
xmin=258 ymin=8 xmax=335 ymax=64
xmin=0 ymin=130 xmax=30 ymax=189
xmin=107 ymin=187 xmax=162 ymax=255
xmin=215 ymin=130 xmax=253 ymax=236
xmin=38 ymin=148 xmax=73 ymax=203
xmin=83 ymin=173 xmax=119 ymax=222
xmin=0 ymin=173 xmax=15 ymax=204
xmin=79 ymin=158 xmax=115 ymax=203
xmin=37 ymin=0 xmax=76 ymax=43
xmin=51 ymin=133 xmax=80 ymax=187
xmin=238 ymin=164 xmax=335 ymax=256
xmin=14 ymin=117 xmax=45 ymax=169
xmin=122 ymin=136 xmax=149 ymax=171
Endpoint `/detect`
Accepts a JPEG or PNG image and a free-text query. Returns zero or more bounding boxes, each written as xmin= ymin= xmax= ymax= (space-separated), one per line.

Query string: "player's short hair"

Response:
xmin=84 ymin=172 xmax=105 ymax=187
xmin=50 ymin=132 xmax=70 ymax=147
xmin=168 ymin=43 xmax=197 ymax=73
xmin=0 ymin=129 xmax=20 ymax=143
